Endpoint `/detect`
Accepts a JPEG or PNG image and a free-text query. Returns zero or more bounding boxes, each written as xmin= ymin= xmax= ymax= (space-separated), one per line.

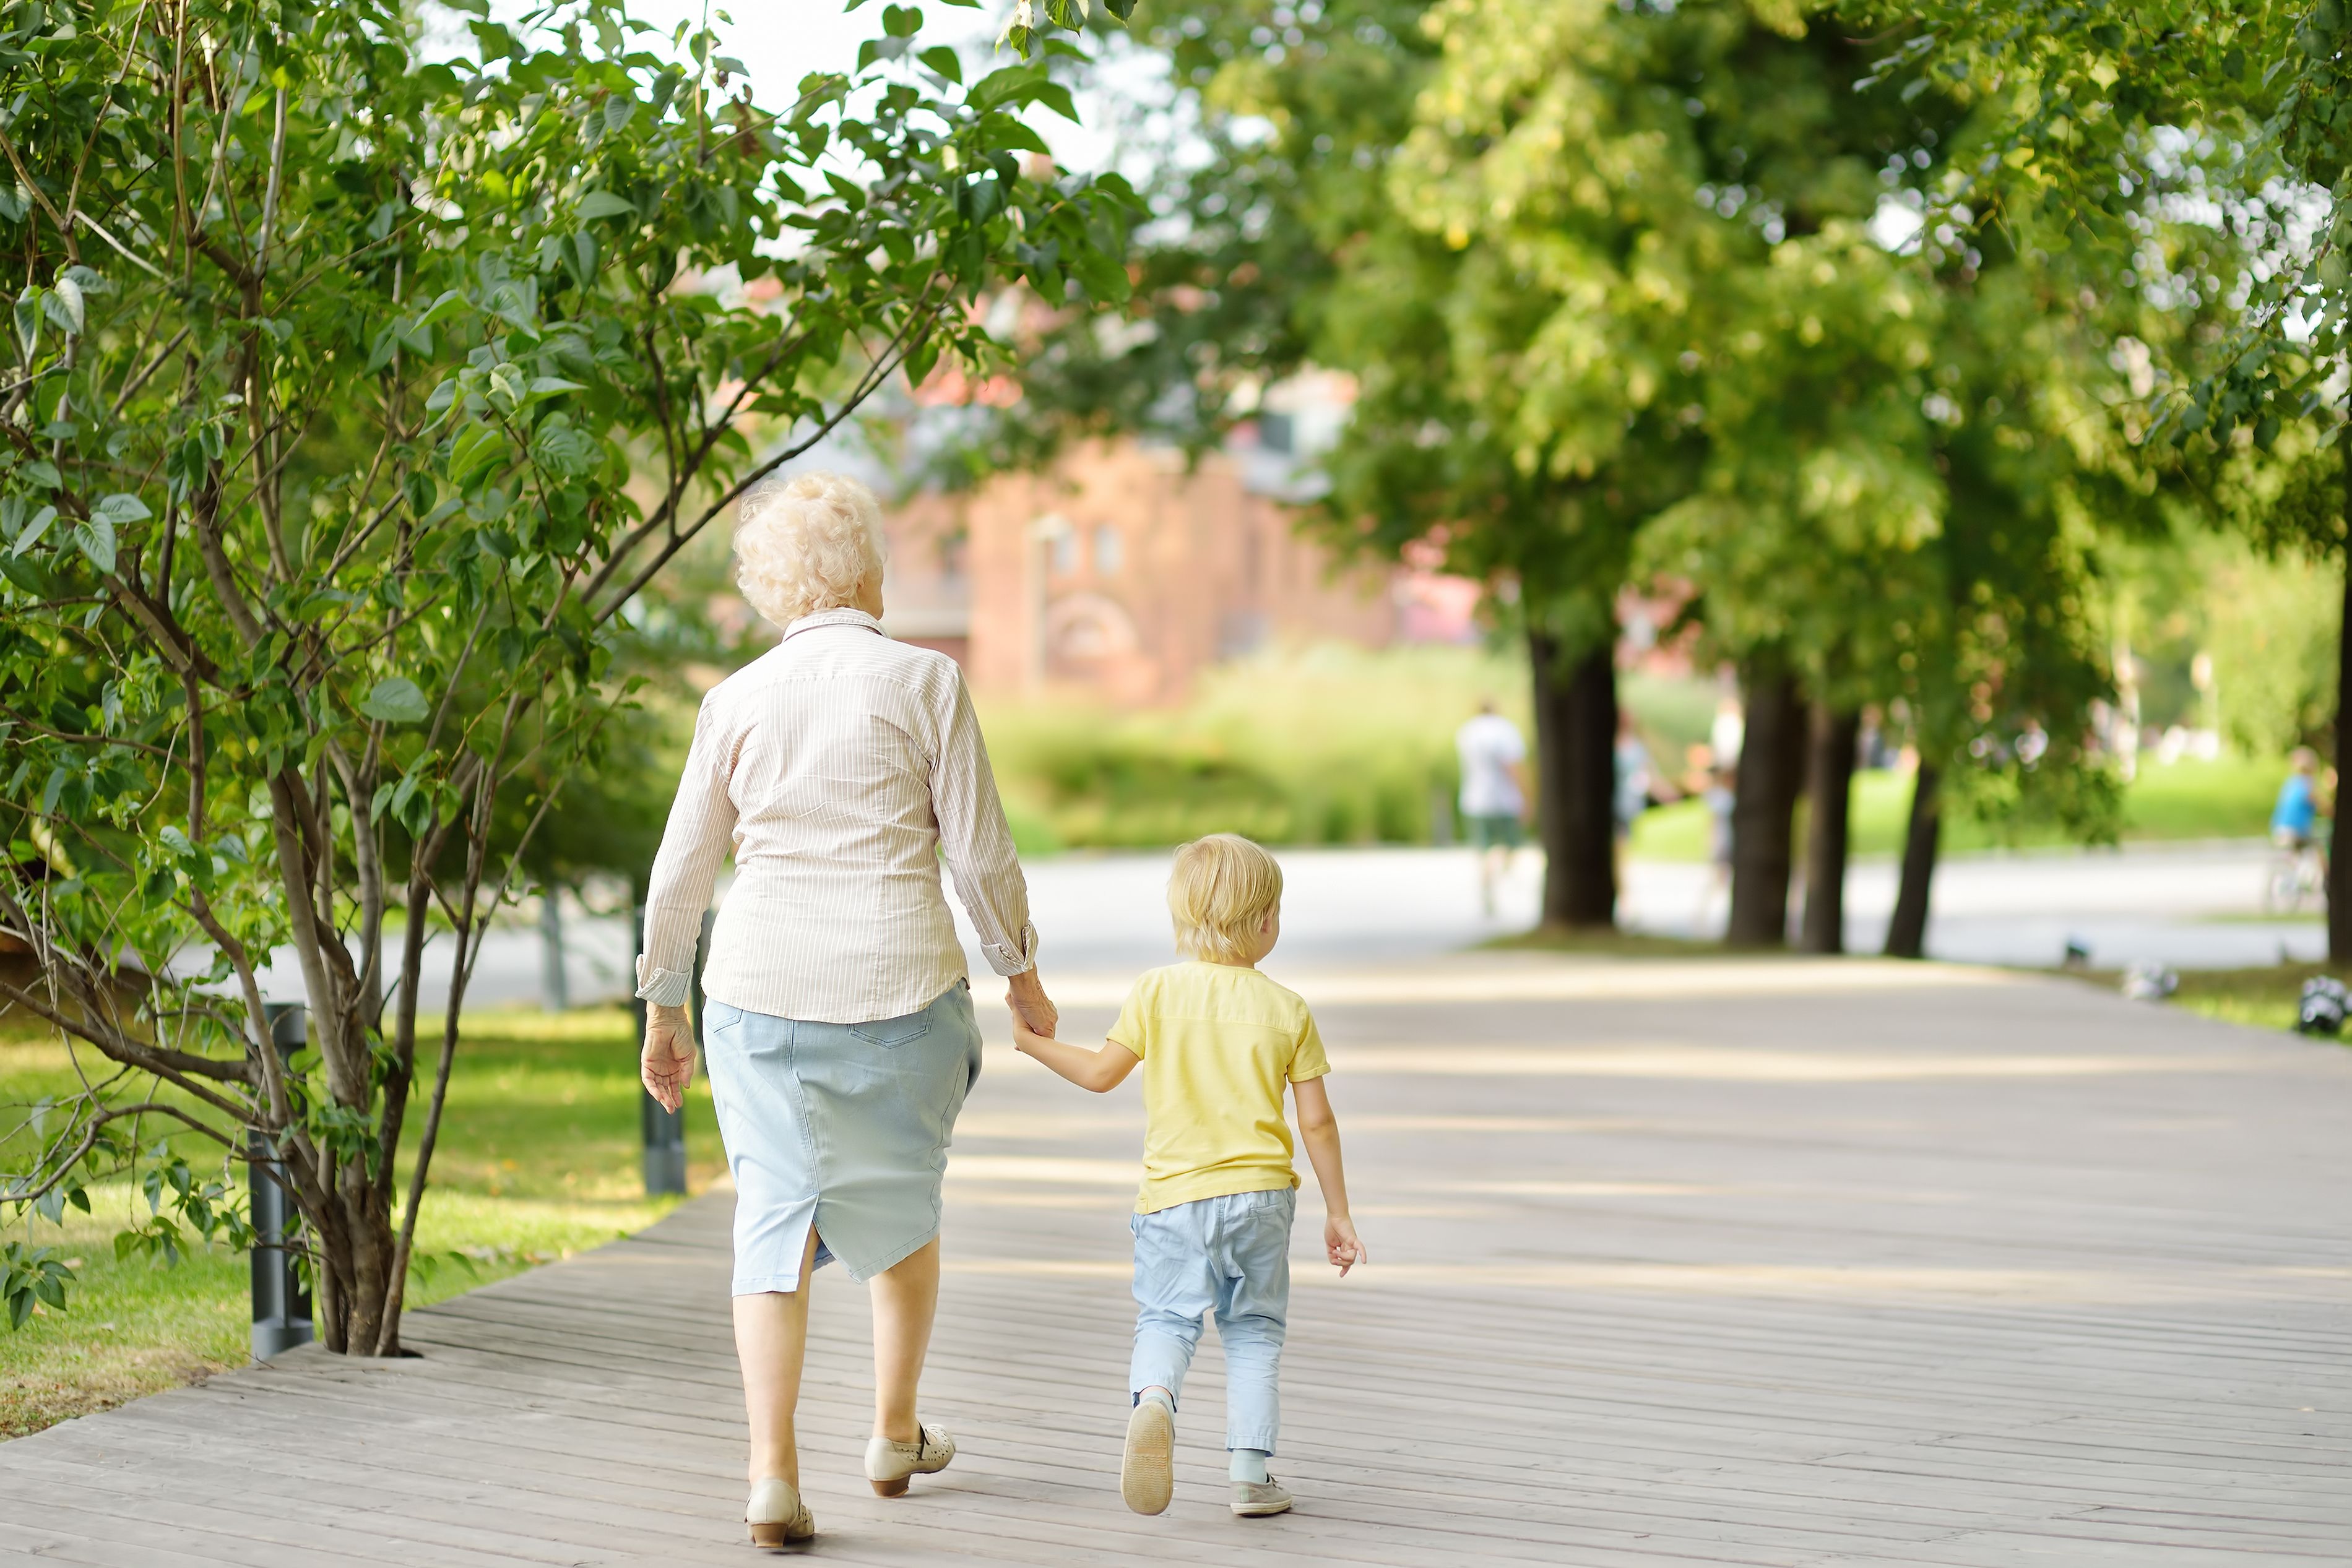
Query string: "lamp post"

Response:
xmin=250 ymin=1002 xmax=313 ymax=1359
xmin=633 ymin=907 xmax=711 ymax=1195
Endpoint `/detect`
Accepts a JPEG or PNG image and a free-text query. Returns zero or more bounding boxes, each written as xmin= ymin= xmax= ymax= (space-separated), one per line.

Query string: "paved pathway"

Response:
xmin=375 ymin=841 xmax=2320 ymax=1015
xmin=4 ymin=954 xmax=2346 ymax=1564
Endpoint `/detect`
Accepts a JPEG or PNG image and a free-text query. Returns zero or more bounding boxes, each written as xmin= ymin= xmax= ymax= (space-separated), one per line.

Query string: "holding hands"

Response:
xmin=1005 ymin=968 xmax=1059 ymax=1038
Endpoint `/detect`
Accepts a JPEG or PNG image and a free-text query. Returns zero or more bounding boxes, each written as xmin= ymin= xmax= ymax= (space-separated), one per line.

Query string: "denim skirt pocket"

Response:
xmin=849 ymin=1009 xmax=931 ymax=1049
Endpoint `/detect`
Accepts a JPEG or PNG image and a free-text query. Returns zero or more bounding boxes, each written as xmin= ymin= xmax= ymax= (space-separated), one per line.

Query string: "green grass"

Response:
xmin=1 ymin=1006 xmax=718 ymax=1437
xmin=982 ymin=641 xmax=1536 ymax=851
xmin=2156 ymin=963 xmax=2351 ymax=1036
xmin=1628 ymin=754 xmax=2290 ymax=862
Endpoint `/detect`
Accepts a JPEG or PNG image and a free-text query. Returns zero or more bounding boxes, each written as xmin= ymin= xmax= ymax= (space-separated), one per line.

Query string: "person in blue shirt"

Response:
xmin=2272 ymin=748 xmax=2320 ymax=846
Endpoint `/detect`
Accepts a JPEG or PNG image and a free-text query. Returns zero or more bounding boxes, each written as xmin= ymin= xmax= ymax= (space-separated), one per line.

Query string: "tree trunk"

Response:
xmin=1528 ymin=632 xmax=1618 ymax=928
xmin=2332 ymin=441 xmax=2352 ymax=966
xmin=1885 ymin=762 xmax=1942 ymax=959
xmin=1799 ymin=705 xmax=1861 ymax=954
xmin=1726 ymin=663 xmax=1806 ymax=946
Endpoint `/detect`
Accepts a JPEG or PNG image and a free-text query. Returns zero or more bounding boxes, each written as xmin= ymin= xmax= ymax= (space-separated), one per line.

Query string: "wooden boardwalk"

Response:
xmin=2 ymin=954 xmax=2346 ymax=1565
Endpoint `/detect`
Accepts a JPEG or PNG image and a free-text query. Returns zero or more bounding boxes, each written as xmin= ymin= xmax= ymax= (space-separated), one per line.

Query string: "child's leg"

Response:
xmin=1209 ymin=1190 xmax=1294 ymax=1462
xmin=1129 ymin=1205 xmax=1217 ymax=1407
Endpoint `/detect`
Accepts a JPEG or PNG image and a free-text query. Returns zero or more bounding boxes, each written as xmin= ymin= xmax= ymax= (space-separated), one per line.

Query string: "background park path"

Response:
xmin=2 ymin=952 xmax=2346 ymax=1565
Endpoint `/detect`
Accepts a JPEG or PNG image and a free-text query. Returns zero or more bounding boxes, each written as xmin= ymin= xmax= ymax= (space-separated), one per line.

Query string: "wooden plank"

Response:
xmin=1 ymin=954 xmax=2345 ymax=1565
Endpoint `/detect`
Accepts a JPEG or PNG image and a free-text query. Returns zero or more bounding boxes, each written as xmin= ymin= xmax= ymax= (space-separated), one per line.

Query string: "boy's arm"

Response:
xmin=1011 ymin=1012 xmax=1139 ymax=1094
xmin=1292 ymin=1075 xmax=1366 ymax=1275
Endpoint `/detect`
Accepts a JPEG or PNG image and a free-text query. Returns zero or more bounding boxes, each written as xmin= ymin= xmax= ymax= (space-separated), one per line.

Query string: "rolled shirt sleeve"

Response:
xmin=634 ymin=696 xmax=739 ymax=1007
xmin=928 ymin=671 xmax=1038 ymax=977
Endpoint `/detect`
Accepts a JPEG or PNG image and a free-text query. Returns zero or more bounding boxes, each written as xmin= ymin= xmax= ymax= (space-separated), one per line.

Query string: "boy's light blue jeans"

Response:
xmin=1129 ymin=1187 xmax=1294 ymax=1455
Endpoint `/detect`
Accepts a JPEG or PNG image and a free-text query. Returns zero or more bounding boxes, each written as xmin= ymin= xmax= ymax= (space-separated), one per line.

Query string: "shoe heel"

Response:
xmin=870 ymin=1476 xmax=910 ymax=1498
xmin=749 ymin=1522 xmax=790 ymax=1547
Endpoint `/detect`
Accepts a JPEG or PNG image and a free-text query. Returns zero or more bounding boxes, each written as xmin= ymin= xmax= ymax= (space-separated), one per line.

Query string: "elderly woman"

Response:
xmin=634 ymin=471 xmax=1055 ymax=1547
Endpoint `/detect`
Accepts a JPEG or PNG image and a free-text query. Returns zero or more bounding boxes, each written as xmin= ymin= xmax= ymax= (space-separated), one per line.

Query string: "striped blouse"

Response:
xmin=633 ymin=608 xmax=1038 ymax=1025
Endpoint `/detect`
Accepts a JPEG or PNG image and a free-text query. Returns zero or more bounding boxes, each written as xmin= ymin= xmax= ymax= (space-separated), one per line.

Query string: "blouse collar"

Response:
xmin=782 ymin=606 xmax=886 ymax=640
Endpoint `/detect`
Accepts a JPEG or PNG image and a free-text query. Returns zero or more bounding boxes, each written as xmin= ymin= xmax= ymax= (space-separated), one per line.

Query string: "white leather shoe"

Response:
xmin=745 ymin=1476 xmax=814 ymax=1547
xmin=863 ymin=1422 xmax=955 ymax=1497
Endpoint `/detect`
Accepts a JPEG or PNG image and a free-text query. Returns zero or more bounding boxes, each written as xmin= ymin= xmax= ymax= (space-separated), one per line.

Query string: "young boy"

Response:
xmin=1010 ymin=833 xmax=1365 ymax=1519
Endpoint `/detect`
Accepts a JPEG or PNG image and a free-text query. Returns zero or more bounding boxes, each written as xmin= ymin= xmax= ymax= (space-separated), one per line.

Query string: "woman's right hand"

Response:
xmin=641 ymin=1002 xmax=696 ymax=1113
xmin=1005 ymin=968 xmax=1058 ymax=1039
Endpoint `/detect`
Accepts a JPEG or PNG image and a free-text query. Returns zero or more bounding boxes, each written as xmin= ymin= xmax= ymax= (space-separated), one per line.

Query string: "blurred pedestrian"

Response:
xmin=1456 ymin=700 xmax=1528 ymax=916
xmin=1710 ymin=694 xmax=1744 ymax=773
xmin=2273 ymin=747 xmax=2320 ymax=850
xmin=1614 ymin=713 xmax=1658 ymax=871
xmin=1698 ymin=766 xmax=1736 ymax=932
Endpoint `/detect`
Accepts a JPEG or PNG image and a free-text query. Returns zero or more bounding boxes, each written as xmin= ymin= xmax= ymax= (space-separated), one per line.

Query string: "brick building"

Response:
xmin=878 ymin=394 xmax=1472 ymax=703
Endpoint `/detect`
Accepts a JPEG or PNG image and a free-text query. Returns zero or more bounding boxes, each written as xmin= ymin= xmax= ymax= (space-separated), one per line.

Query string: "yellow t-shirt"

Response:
xmin=1109 ymin=961 xmax=1331 ymax=1215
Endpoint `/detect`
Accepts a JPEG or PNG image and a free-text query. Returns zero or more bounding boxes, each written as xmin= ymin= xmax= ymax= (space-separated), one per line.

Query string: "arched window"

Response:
xmin=1092 ymin=524 xmax=1123 ymax=576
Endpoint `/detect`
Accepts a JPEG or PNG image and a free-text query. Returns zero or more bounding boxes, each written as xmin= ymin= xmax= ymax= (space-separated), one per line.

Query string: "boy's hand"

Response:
xmin=1006 ymin=969 xmax=1059 ymax=1038
xmin=1008 ymin=1005 xmax=1052 ymax=1051
xmin=1324 ymin=1214 xmax=1366 ymax=1275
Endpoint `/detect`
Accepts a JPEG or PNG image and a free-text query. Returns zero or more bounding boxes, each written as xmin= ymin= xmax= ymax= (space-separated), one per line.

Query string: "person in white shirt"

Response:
xmin=1456 ymin=702 xmax=1528 ymax=915
xmin=633 ymin=472 xmax=1055 ymax=1546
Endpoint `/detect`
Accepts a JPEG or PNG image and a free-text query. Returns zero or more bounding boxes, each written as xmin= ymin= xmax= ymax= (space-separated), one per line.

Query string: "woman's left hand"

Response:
xmin=641 ymin=1002 xmax=696 ymax=1113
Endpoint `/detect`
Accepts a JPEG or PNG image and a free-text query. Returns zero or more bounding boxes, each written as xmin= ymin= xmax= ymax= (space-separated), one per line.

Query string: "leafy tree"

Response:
xmin=0 ymin=0 xmax=1134 ymax=1351
xmin=1885 ymin=1 xmax=2352 ymax=954
xmin=936 ymin=0 xmax=1664 ymax=924
xmin=1385 ymin=0 xmax=2132 ymax=948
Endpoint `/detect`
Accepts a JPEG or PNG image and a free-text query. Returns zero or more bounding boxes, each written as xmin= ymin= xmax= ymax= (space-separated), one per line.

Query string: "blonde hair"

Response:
xmin=732 ymin=470 xmax=888 ymax=629
xmin=1168 ymin=834 xmax=1284 ymax=964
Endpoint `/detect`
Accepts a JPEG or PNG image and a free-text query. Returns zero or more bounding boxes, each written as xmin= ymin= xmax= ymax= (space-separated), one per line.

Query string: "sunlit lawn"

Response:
xmin=2160 ymin=963 xmax=2351 ymax=1037
xmin=0 ymin=1007 xmax=720 ymax=1437
xmin=1629 ymin=754 xmax=2286 ymax=862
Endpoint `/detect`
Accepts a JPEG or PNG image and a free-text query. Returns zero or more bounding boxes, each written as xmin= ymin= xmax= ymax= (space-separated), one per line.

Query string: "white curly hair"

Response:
xmin=732 ymin=470 xmax=889 ymax=630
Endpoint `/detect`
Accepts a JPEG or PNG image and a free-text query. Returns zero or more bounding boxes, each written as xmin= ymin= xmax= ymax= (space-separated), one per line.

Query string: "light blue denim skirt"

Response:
xmin=702 ymin=981 xmax=982 ymax=1294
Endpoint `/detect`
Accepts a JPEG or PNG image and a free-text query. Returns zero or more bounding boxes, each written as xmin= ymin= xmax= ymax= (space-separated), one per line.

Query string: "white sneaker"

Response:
xmin=745 ymin=1477 xmax=814 ymax=1547
xmin=1120 ymin=1400 xmax=1175 ymax=1515
xmin=1232 ymin=1476 xmax=1294 ymax=1517
xmin=864 ymin=1422 xmax=955 ymax=1497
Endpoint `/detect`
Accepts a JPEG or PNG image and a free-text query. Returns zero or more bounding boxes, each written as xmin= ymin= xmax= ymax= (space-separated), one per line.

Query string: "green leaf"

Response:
xmin=978 ymin=114 xmax=1052 ymax=157
xmin=11 ymin=505 xmax=56 ymax=555
xmin=76 ymin=517 xmax=116 ymax=574
xmin=358 ymin=677 xmax=430 ymax=725
xmin=93 ymin=492 xmax=152 ymax=525
xmin=577 ymin=189 xmax=636 ymax=222
xmin=47 ymin=275 xmax=84 ymax=334
xmin=449 ymin=421 xmax=512 ymax=486
xmin=918 ymin=45 xmax=961 ymax=84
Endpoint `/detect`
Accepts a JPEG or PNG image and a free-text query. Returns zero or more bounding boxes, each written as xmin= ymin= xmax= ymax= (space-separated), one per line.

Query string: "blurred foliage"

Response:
xmin=1878 ymin=0 xmax=2351 ymax=457
xmin=980 ymin=641 xmax=1532 ymax=848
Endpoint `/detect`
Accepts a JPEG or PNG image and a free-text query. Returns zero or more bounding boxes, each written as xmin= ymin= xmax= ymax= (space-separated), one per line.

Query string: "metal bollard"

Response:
xmin=249 ymin=1002 xmax=314 ymax=1359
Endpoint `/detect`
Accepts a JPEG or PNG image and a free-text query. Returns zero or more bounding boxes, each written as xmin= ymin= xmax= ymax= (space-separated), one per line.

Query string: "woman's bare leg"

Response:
xmin=868 ymin=1237 xmax=941 ymax=1442
xmin=734 ymin=1228 xmax=821 ymax=1485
